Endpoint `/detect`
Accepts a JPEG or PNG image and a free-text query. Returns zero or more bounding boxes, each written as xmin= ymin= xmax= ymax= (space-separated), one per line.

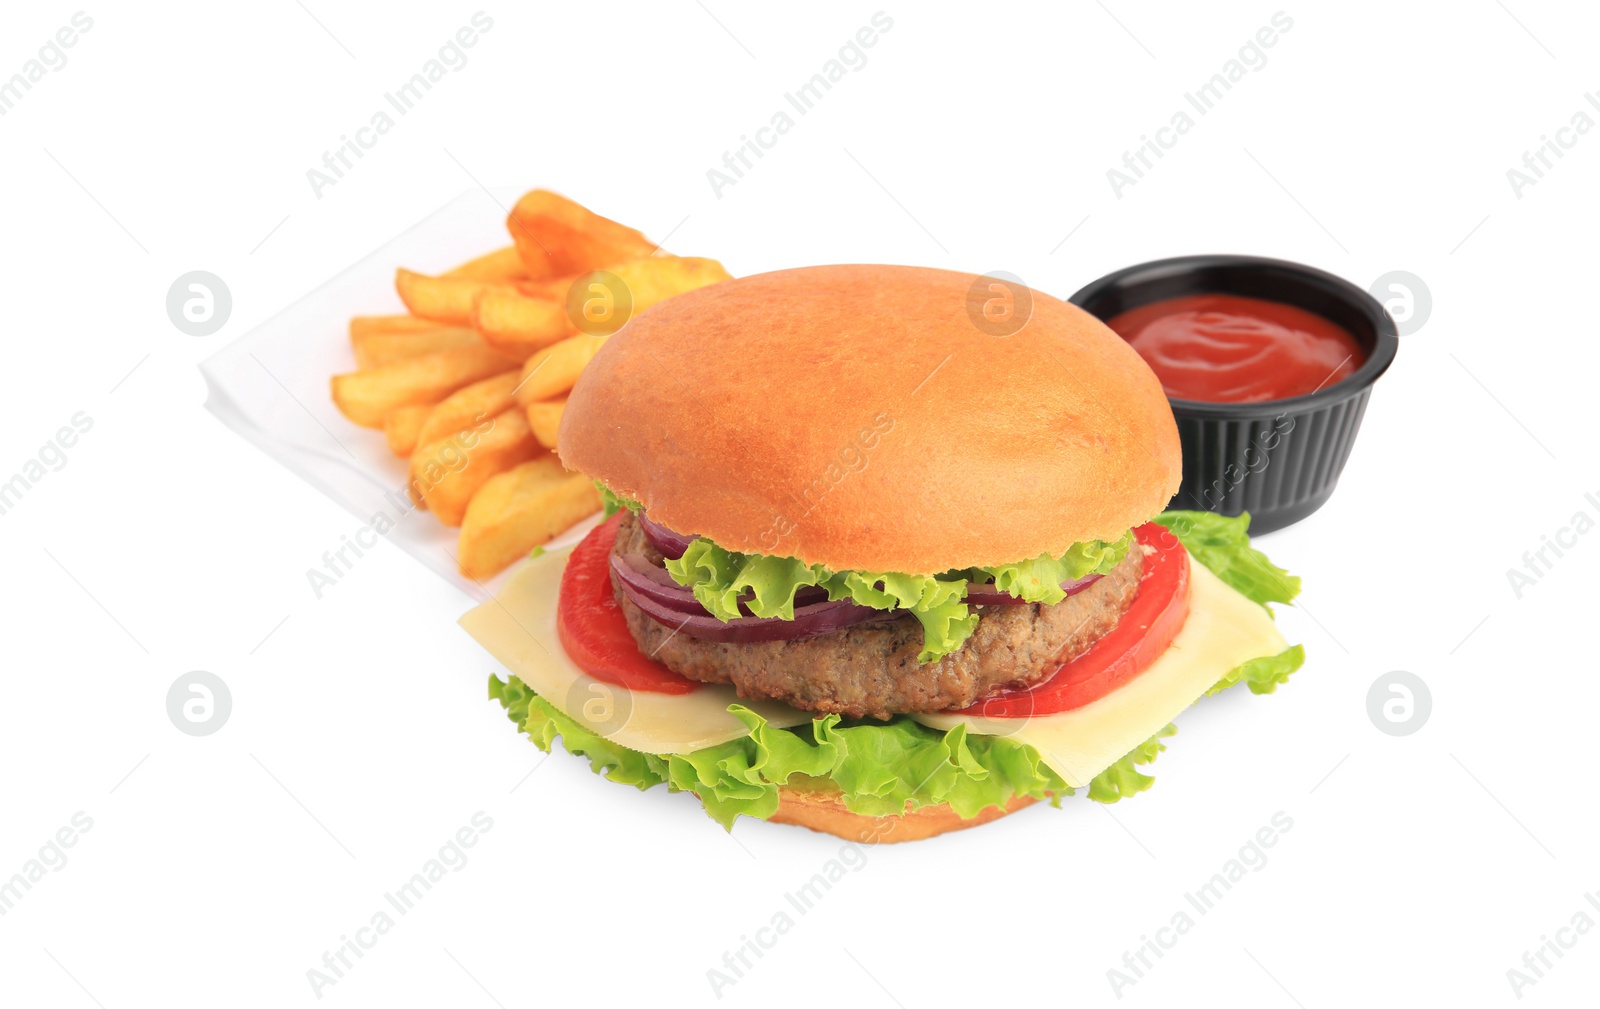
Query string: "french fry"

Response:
xmin=443 ymin=246 xmax=525 ymax=283
xmin=383 ymin=404 xmax=432 ymax=457
xmin=416 ymin=372 xmax=520 ymax=449
xmin=349 ymin=314 xmax=441 ymax=340
xmin=395 ymin=268 xmax=514 ymax=325
xmin=351 ymin=325 xmax=484 ymax=369
xmin=471 ymin=286 xmax=573 ymax=358
xmin=409 ymin=407 xmax=541 ymax=526
xmin=551 ymin=256 xmax=733 ymax=324
xmin=457 ymin=457 xmax=600 ymax=579
xmin=525 ymin=398 xmax=567 ymax=450
xmin=331 ymin=345 xmax=513 ymax=428
xmin=506 ymin=189 xmax=656 ymax=279
xmin=514 ymin=334 xmax=608 ymax=407
xmin=492 ymin=256 xmax=733 ymax=348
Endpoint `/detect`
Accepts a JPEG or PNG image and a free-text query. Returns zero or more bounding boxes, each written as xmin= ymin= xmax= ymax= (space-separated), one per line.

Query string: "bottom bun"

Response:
xmin=766 ymin=786 xmax=1039 ymax=844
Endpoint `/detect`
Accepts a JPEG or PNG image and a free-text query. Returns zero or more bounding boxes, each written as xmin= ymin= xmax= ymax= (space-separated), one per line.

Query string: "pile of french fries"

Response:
xmin=331 ymin=190 xmax=732 ymax=579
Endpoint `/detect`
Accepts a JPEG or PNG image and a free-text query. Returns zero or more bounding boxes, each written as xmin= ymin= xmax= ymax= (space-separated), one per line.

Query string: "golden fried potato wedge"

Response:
xmin=471 ymin=286 xmax=573 ymax=358
xmin=458 ymin=456 xmax=600 ymax=579
xmin=409 ymin=407 xmax=540 ymax=526
xmin=514 ymin=334 xmax=608 ymax=407
xmin=551 ymin=256 xmax=732 ymax=327
xmin=623 ymin=254 xmax=731 ymax=308
xmin=351 ymin=325 xmax=484 ymax=369
xmin=524 ymin=398 xmax=566 ymax=450
xmin=330 ymin=346 xmax=513 ymax=428
xmin=395 ymin=268 xmax=515 ymax=325
xmin=349 ymin=314 xmax=441 ymax=340
xmin=506 ymin=189 xmax=656 ymax=279
xmin=473 ymin=257 xmax=733 ymax=357
xmin=416 ymin=372 xmax=520 ymax=449
xmin=382 ymin=404 xmax=432 ymax=457
xmin=444 ymin=245 xmax=525 ymax=283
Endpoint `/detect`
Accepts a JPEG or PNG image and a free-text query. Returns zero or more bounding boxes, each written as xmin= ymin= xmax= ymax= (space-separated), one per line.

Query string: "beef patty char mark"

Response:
xmin=611 ymin=512 xmax=1146 ymax=719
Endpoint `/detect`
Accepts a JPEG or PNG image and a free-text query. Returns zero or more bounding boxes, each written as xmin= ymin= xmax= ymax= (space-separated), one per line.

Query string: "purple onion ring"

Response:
xmin=637 ymin=511 xmax=698 ymax=560
xmin=617 ymin=573 xmax=896 ymax=644
xmin=961 ymin=572 xmax=1103 ymax=606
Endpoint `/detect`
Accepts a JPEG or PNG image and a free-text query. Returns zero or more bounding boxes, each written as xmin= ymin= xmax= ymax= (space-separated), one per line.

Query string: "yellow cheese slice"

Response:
xmin=459 ymin=547 xmax=812 ymax=754
xmin=913 ymin=559 xmax=1287 ymax=787
xmin=462 ymin=544 xmax=1288 ymax=786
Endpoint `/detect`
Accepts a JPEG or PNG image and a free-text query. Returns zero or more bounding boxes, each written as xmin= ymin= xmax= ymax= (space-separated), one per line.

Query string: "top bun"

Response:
xmin=558 ymin=264 xmax=1181 ymax=574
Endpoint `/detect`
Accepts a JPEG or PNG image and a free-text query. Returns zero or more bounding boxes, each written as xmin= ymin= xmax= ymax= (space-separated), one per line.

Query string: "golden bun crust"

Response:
xmin=559 ymin=264 xmax=1181 ymax=573
xmin=767 ymin=786 xmax=1038 ymax=843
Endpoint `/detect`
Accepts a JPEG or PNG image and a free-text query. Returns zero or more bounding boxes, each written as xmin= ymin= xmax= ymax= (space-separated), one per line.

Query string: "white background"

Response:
xmin=2 ymin=2 xmax=1597 ymax=1006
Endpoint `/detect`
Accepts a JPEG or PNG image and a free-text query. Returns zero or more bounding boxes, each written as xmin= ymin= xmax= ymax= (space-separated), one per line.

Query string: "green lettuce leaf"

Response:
xmin=1153 ymin=512 xmax=1304 ymax=695
xmin=660 ymin=527 xmax=1132 ymax=662
xmin=821 ymin=570 xmax=978 ymax=663
xmin=595 ymin=481 xmax=642 ymax=518
xmin=666 ymin=541 xmax=825 ymax=622
xmin=487 ymin=674 xmax=661 ymax=789
xmin=1087 ymin=724 xmax=1177 ymax=802
xmin=1154 ymin=510 xmax=1300 ymax=608
xmin=966 ymin=530 xmax=1134 ymax=605
xmin=494 ymin=676 xmax=1187 ymax=830
xmin=1207 ymin=644 xmax=1305 ymax=696
xmin=489 ymin=505 xmax=1308 ymax=831
xmin=489 ymin=676 xmax=1201 ymax=829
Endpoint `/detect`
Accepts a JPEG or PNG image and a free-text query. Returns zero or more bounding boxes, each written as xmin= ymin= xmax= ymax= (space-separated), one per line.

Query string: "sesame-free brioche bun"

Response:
xmin=558 ymin=264 xmax=1180 ymax=574
xmin=766 ymin=784 xmax=1038 ymax=843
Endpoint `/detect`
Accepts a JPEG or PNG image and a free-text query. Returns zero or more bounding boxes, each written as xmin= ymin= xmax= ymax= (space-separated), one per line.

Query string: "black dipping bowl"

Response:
xmin=1070 ymin=255 xmax=1398 ymax=534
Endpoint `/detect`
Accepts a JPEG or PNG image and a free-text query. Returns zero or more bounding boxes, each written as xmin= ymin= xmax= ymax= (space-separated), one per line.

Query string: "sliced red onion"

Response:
xmin=637 ymin=511 xmax=698 ymax=560
xmin=962 ymin=572 xmax=1103 ymax=606
xmin=611 ymin=550 xmax=831 ymax=616
xmin=610 ymin=551 xmax=709 ymax=614
xmin=620 ymin=511 xmax=1110 ymax=642
xmin=620 ymin=578 xmax=898 ymax=644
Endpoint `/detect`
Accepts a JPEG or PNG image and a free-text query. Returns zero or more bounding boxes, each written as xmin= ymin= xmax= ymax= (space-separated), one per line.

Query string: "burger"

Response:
xmin=466 ymin=264 xmax=1304 ymax=843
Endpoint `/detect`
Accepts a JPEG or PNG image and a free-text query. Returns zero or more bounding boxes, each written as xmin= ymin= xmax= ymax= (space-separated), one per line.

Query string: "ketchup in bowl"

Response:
xmin=1071 ymin=255 xmax=1398 ymax=533
xmin=1107 ymin=293 xmax=1366 ymax=403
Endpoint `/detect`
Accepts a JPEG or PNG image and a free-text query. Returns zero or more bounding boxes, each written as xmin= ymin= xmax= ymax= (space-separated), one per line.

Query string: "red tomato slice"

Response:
xmin=954 ymin=522 xmax=1192 ymax=718
xmin=559 ymin=517 xmax=1192 ymax=709
xmin=556 ymin=514 xmax=700 ymax=695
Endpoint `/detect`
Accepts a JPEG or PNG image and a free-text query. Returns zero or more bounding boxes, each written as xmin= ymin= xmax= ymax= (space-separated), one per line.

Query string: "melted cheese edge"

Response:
xmin=460 ymin=547 xmax=812 ymax=754
xmin=462 ymin=546 xmax=1287 ymax=783
xmin=914 ymin=560 xmax=1287 ymax=786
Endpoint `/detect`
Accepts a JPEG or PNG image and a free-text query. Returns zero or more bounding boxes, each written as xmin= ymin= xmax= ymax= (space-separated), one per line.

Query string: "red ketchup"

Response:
xmin=1107 ymin=294 xmax=1365 ymax=403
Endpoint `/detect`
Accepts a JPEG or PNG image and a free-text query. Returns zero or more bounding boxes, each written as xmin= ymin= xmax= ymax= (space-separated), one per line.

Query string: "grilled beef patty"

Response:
xmin=612 ymin=512 xmax=1144 ymax=720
